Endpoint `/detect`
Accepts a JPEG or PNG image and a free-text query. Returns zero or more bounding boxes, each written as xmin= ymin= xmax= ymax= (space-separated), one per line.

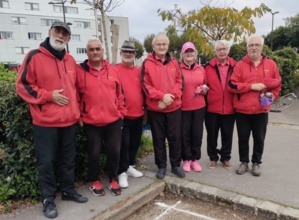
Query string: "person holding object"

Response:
xmin=228 ymin=34 xmax=281 ymax=176
xmin=16 ymin=21 xmax=88 ymax=219
xmin=116 ymin=40 xmax=144 ymax=189
xmin=204 ymin=40 xmax=236 ymax=170
xmin=180 ymin=42 xmax=207 ymax=173
xmin=141 ymin=33 xmax=185 ymax=179
xmin=76 ymin=37 xmax=127 ymax=196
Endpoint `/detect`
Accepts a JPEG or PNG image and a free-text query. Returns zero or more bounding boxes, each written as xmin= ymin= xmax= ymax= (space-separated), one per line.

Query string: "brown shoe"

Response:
xmin=208 ymin=161 xmax=217 ymax=169
xmin=222 ymin=160 xmax=231 ymax=170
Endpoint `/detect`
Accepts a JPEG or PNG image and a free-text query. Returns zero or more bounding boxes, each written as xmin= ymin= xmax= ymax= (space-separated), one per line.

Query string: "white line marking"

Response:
xmin=154 ymin=201 xmax=218 ymax=220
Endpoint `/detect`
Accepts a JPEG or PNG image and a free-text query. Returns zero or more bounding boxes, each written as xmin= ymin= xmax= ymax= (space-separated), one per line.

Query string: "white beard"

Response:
xmin=49 ymin=37 xmax=66 ymax=51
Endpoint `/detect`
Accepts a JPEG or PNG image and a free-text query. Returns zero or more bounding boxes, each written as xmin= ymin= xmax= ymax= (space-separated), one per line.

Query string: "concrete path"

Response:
xmin=1 ymin=97 xmax=298 ymax=220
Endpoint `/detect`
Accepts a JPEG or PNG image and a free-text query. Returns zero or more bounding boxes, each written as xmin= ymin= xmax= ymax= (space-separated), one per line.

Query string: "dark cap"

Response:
xmin=51 ymin=21 xmax=71 ymax=35
xmin=120 ymin=40 xmax=136 ymax=51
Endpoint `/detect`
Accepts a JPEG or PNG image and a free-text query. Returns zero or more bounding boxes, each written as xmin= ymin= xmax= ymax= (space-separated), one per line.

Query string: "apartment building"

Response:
xmin=0 ymin=0 xmax=129 ymax=66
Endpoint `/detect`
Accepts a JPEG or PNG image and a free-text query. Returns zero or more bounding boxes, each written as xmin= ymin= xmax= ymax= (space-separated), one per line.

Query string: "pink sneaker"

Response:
xmin=191 ymin=160 xmax=202 ymax=172
xmin=183 ymin=160 xmax=191 ymax=172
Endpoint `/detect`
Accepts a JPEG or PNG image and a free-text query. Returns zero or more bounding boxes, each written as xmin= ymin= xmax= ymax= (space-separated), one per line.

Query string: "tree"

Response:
xmin=71 ymin=0 xmax=124 ymax=62
xmin=264 ymin=13 xmax=299 ymax=51
xmin=143 ymin=34 xmax=155 ymax=54
xmin=129 ymin=37 xmax=144 ymax=59
xmin=158 ymin=1 xmax=270 ymax=55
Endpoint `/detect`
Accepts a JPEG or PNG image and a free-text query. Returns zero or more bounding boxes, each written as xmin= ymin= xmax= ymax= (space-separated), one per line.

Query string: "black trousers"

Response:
xmin=33 ymin=123 xmax=77 ymax=201
xmin=84 ymin=119 xmax=122 ymax=182
xmin=182 ymin=107 xmax=206 ymax=161
xmin=236 ymin=113 xmax=268 ymax=164
xmin=147 ymin=108 xmax=182 ymax=168
xmin=205 ymin=112 xmax=235 ymax=162
xmin=118 ymin=116 xmax=143 ymax=174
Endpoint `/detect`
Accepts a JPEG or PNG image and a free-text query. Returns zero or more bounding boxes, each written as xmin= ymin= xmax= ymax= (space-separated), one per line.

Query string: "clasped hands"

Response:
xmin=158 ymin=94 xmax=174 ymax=110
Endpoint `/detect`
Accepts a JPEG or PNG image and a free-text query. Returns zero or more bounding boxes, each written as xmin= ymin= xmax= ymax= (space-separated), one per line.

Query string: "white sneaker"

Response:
xmin=118 ymin=172 xmax=128 ymax=188
xmin=126 ymin=165 xmax=143 ymax=178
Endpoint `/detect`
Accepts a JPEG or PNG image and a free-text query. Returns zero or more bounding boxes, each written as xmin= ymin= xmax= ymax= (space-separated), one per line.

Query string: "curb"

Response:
xmin=91 ymin=181 xmax=165 ymax=220
xmin=163 ymin=175 xmax=299 ymax=220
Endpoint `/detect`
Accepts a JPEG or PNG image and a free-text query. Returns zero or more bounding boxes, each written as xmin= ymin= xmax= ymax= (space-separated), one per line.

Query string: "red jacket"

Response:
xmin=205 ymin=57 xmax=236 ymax=114
xmin=228 ymin=55 xmax=281 ymax=114
xmin=116 ymin=63 xmax=144 ymax=119
xmin=180 ymin=62 xmax=206 ymax=111
xmin=16 ymin=45 xmax=79 ymax=127
xmin=76 ymin=59 xmax=127 ymax=126
xmin=141 ymin=52 xmax=183 ymax=112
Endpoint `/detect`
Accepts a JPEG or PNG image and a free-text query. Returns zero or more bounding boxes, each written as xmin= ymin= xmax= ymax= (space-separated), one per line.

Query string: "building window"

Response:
xmin=0 ymin=0 xmax=9 ymax=8
xmin=77 ymin=48 xmax=86 ymax=54
xmin=71 ymin=34 xmax=80 ymax=41
xmin=110 ymin=19 xmax=114 ymax=25
xmin=12 ymin=17 xmax=26 ymax=25
xmin=16 ymin=47 xmax=30 ymax=54
xmin=25 ymin=2 xmax=39 ymax=10
xmin=28 ymin=32 xmax=42 ymax=40
xmin=74 ymin=21 xmax=90 ymax=29
xmin=0 ymin=31 xmax=13 ymax=39
xmin=53 ymin=5 xmax=78 ymax=14
xmin=41 ymin=19 xmax=59 ymax=26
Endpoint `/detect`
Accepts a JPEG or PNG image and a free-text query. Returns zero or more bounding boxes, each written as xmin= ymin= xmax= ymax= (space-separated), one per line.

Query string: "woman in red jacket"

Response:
xmin=180 ymin=42 xmax=207 ymax=172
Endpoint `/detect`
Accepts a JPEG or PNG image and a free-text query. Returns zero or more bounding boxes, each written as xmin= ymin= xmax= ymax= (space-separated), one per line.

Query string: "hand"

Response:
xmin=162 ymin=94 xmax=174 ymax=105
xmin=158 ymin=101 xmax=167 ymax=110
xmin=52 ymin=89 xmax=69 ymax=106
xmin=251 ymin=83 xmax=266 ymax=91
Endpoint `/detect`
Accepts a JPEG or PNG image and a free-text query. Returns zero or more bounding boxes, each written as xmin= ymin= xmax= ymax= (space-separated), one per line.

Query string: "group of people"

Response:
xmin=15 ymin=21 xmax=281 ymax=219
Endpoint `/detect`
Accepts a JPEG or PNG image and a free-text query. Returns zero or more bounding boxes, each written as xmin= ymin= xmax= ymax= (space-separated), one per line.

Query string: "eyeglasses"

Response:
xmin=154 ymin=43 xmax=168 ymax=47
xmin=216 ymin=47 xmax=228 ymax=52
xmin=248 ymin=44 xmax=262 ymax=48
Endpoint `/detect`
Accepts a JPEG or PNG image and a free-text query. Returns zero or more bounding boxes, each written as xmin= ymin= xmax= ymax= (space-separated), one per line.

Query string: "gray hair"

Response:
xmin=152 ymin=32 xmax=169 ymax=45
xmin=247 ymin=34 xmax=264 ymax=46
xmin=214 ymin=40 xmax=231 ymax=51
xmin=86 ymin=37 xmax=103 ymax=49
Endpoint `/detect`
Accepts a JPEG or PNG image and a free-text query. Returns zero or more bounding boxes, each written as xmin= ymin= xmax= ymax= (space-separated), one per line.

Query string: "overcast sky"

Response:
xmin=109 ymin=0 xmax=298 ymax=43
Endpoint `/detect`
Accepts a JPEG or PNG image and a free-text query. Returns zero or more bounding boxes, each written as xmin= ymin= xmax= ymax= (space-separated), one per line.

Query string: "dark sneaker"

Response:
xmin=208 ymin=161 xmax=217 ymax=169
xmin=236 ymin=162 xmax=248 ymax=175
xmin=171 ymin=166 xmax=185 ymax=178
xmin=89 ymin=180 xmax=106 ymax=196
xmin=252 ymin=163 xmax=261 ymax=176
xmin=222 ymin=160 xmax=232 ymax=170
xmin=43 ymin=199 xmax=58 ymax=219
xmin=108 ymin=178 xmax=122 ymax=196
xmin=156 ymin=168 xmax=166 ymax=179
xmin=61 ymin=191 xmax=88 ymax=203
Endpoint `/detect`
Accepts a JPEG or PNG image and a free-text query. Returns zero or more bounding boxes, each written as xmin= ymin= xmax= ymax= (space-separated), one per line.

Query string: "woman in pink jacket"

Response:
xmin=180 ymin=42 xmax=207 ymax=172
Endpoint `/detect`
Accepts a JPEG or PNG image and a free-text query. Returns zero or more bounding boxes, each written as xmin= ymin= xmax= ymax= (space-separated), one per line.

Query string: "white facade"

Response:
xmin=0 ymin=0 xmax=129 ymax=65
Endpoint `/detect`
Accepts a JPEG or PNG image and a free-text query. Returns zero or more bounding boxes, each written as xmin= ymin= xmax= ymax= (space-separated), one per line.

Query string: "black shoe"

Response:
xmin=171 ymin=166 xmax=185 ymax=178
xmin=43 ymin=199 xmax=58 ymax=219
xmin=156 ymin=168 xmax=166 ymax=179
xmin=61 ymin=191 xmax=88 ymax=203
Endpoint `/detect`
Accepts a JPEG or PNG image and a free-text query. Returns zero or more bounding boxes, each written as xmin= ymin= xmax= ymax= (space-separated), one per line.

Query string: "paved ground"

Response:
xmin=1 ymin=95 xmax=298 ymax=220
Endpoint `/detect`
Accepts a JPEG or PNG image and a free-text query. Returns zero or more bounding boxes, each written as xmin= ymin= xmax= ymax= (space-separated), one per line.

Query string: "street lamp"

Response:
xmin=270 ymin=10 xmax=279 ymax=51
xmin=48 ymin=0 xmax=71 ymax=52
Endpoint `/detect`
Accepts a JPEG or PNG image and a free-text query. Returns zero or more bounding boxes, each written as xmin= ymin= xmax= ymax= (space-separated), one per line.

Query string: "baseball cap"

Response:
xmin=182 ymin=42 xmax=196 ymax=53
xmin=51 ymin=21 xmax=71 ymax=35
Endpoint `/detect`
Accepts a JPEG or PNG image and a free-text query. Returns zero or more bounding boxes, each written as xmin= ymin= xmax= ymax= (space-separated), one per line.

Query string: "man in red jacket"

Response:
xmin=141 ymin=33 xmax=185 ymax=179
xmin=205 ymin=40 xmax=236 ymax=170
xmin=16 ymin=21 xmax=88 ymax=219
xmin=228 ymin=34 xmax=281 ymax=176
xmin=116 ymin=40 xmax=144 ymax=189
xmin=76 ymin=37 xmax=127 ymax=196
